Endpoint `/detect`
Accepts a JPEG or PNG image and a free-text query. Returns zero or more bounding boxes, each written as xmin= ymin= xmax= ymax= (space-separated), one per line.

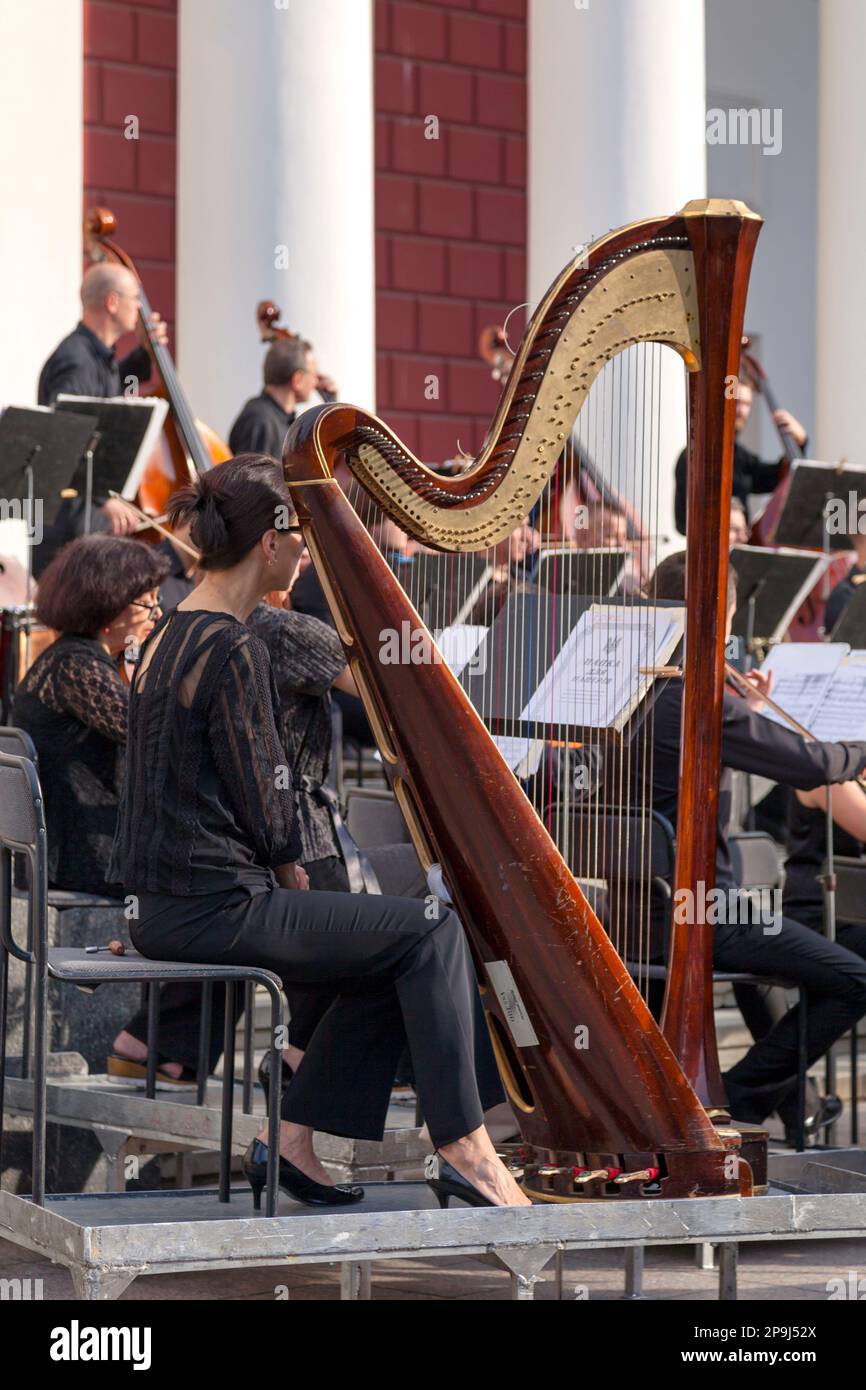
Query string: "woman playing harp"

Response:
xmin=108 ymin=454 xmax=528 ymax=1210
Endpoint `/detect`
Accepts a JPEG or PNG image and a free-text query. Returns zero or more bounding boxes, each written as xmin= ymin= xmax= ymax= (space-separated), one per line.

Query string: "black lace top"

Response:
xmin=247 ymin=604 xmax=346 ymax=862
xmin=11 ymin=636 xmax=127 ymax=897
xmin=109 ymin=610 xmax=303 ymax=896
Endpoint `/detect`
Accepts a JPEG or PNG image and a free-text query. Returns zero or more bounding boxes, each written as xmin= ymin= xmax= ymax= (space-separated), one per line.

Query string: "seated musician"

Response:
xmin=674 ymin=376 xmax=807 ymax=536
xmin=111 ymin=559 xmax=430 ymax=1097
xmin=107 ymin=455 xmax=526 ymax=1209
xmin=824 ymin=526 xmax=866 ymax=633
xmin=228 ymin=339 xmax=333 ymax=458
xmin=35 ymin=264 xmax=169 ymax=572
xmin=647 ymin=551 xmax=866 ymax=1136
xmin=11 ymin=536 xmax=168 ymax=896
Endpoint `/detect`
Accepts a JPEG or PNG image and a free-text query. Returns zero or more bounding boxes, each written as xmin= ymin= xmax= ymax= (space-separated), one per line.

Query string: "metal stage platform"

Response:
xmin=2 ymin=1070 xmax=426 ymax=1187
xmin=2 ymin=1149 xmax=866 ymax=1301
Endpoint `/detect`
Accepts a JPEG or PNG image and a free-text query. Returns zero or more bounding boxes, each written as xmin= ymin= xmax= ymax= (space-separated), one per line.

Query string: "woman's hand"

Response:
xmin=277 ymin=862 xmax=310 ymax=890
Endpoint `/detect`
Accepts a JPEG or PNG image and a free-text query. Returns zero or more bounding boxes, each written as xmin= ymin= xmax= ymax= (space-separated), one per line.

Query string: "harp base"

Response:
xmin=507 ymin=1127 xmax=764 ymax=1201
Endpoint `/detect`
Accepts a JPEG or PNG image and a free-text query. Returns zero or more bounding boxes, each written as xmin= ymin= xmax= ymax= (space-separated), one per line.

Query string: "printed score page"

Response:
xmin=434 ymin=624 xmax=487 ymax=676
xmin=519 ymin=604 xmax=685 ymax=733
xmin=758 ymin=643 xmax=849 ymax=732
xmin=808 ymin=650 xmax=866 ymax=741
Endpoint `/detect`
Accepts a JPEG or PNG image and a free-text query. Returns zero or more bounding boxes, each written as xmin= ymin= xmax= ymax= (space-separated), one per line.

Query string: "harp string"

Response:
xmin=327 ymin=342 xmax=686 ymax=1006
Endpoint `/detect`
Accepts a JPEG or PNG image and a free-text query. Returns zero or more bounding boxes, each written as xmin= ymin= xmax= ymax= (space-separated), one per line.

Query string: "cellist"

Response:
xmin=35 ymin=263 xmax=169 ymax=571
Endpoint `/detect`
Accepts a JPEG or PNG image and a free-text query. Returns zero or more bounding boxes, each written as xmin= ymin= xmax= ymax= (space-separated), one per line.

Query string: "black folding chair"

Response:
xmin=0 ymin=751 xmax=283 ymax=1213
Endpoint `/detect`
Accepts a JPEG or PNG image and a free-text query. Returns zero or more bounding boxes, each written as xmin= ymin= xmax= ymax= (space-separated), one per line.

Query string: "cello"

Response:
xmin=255 ymin=300 xmax=337 ymax=402
xmin=84 ymin=207 xmax=231 ymax=532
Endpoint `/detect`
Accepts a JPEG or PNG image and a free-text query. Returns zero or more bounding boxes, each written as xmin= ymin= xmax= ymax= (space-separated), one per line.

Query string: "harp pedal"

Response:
xmin=613 ymin=1167 xmax=660 ymax=1185
xmin=573 ymin=1167 xmax=616 ymax=1185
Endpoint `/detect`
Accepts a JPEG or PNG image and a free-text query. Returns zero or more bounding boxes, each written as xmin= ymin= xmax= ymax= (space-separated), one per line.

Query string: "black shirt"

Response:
xmin=228 ymin=391 xmax=295 ymax=459
xmin=109 ymin=610 xmax=303 ymax=895
xmin=783 ymin=794 xmax=864 ymax=929
xmin=33 ymin=323 xmax=152 ymax=576
xmin=12 ymin=636 xmax=127 ymax=898
xmin=824 ymin=564 xmax=866 ymax=635
xmin=674 ymin=442 xmax=784 ymax=536
xmin=650 ymin=682 xmax=866 ymax=891
xmin=37 ymin=322 xmax=151 ymax=406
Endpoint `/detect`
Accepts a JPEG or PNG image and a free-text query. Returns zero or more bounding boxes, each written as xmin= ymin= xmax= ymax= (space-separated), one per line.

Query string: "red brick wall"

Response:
xmin=81 ymin=0 xmax=528 ymax=448
xmin=375 ymin=0 xmax=527 ymax=463
xmin=83 ymin=0 xmax=177 ymax=350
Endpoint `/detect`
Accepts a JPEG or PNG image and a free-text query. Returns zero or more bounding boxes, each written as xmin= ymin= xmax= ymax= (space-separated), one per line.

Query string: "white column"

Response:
xmin=0 ymin=0 xmax=82 ymax=409
xmin=177 ymin=0 xmax=375 ymax=443
xmin=528 ymin=0 xmax=707 ymax=540
xmin=815 ymin=0 xmax=866 ymax=469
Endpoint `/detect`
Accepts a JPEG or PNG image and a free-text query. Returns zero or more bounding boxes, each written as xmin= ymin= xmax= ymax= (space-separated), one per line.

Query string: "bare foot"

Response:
xmin=254 ymin=1121 xmax=334 ymax=1186
xmin=112 ymin=1030 xmax=184 ymax=1080
xmin=439 ymin=1126 xmax=531 ymax=1207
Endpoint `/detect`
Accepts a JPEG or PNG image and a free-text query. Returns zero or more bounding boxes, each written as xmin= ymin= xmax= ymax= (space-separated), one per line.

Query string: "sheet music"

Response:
xmin=758 ymin=643 xmax=849 ymax=730
xmin=519 ymin=604 xmax=685 ymax=732
xmin=434 ymin=624 xmax=487 ymax=677
xmin=493 ymin=736 xmax=544 ymax=777
xmin=809 ymin=665 xmax=866 ymax=741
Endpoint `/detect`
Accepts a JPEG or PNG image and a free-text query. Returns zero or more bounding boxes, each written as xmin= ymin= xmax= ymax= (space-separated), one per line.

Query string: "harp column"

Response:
xmin=176 ymin=0 xmax=376 ymax=441
xmin=528 ymin=0 xmax=707 ymax=544
xmin=815 ymin=0 xmax=866 ymax=470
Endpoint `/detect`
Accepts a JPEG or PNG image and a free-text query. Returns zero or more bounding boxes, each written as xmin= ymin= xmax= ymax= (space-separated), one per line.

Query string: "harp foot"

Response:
xmin=517 ymin=1133 xmax=758 ymax=1201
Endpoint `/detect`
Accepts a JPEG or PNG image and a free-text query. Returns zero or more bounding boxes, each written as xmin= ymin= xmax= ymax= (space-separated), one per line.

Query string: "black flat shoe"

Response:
xmin=257 ymin=1051 xmax=294 ymax=1116
xmin=242 ymin=1139 xmax=364 ymax=1210
xmin=425 ymin=1152 xmax=496 ymax=1209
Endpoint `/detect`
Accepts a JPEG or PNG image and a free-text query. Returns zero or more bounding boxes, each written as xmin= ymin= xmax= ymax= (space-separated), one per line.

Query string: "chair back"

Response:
xmin=0 ymin=726 xmax=38 ymax=766
xmin=0 ymin=751 xmax=46 ymax=964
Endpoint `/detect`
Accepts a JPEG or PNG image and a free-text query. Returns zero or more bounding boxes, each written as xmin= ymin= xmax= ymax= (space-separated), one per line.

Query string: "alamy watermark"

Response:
xmin=706 ymin=107 xmax=782 ymax=157
xmin=673 ymin=880 xmax=782 ymax=934
xmin=0 ymin=497 xmax=43 ymax=545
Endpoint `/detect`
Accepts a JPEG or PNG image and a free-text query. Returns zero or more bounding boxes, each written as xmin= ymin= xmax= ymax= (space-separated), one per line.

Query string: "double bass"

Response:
xmin=285 ymin=199 xmax=764 ymax=1201
xmin=741 ymin=335 xmax=849 ymax=637
xmin=84 ymin=207 xmax=231 ymax=530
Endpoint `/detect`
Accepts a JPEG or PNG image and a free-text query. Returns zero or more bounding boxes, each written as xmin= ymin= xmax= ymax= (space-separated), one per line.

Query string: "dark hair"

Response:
xmin=36 ymin=536 xmax=169 ymax=637
xmin=650 ymin=549 xmax=738 ymax=608
xmin=166 ymin=453 xmax=297 ymax=571
xmin=263 ymin=338 xmax=312 ymax=388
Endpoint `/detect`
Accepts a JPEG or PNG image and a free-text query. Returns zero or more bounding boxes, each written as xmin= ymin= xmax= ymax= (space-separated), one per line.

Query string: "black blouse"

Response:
xmin=11 ymin=636 xmax=127 ymax=897
xmin=109 ymin=610 xmax=303 ymax=896
xmin=247 ymin=604 xmax=346 ymax=863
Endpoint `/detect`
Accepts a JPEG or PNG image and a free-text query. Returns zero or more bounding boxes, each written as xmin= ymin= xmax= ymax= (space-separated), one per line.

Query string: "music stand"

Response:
xmin=533 ymin=546 xmax=629 ymax=596
xmin=54 ymin=396 xmax=168 ymax=510
xmin=729 ymin=545 xmax=830 ymax=653
xmin=829 ymin=578 xmax=866 ymax=644
xmin=769 ymin=459 xmax=866 ymax=552
xmin=0 ymin=404 xmax=98 ymax=576
xmin=387 ymin=551 xmax=493 ymax=629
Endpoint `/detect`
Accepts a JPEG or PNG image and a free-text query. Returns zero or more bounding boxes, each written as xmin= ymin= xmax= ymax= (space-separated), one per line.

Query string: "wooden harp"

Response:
xmin=284 ymin=199 xmax=762 ymax=1201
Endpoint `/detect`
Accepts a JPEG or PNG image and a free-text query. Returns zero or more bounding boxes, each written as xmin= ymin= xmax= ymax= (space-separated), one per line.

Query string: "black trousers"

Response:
xmin=121 ymin=851 xmax=432 ymax=1073
xmin=129 ymin=882 xmax=503 ymax=1147
xmin=715 ymin=914 xmax=866 ymax=1123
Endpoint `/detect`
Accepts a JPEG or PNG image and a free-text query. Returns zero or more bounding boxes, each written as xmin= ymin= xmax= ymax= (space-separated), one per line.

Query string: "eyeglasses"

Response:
xmin=132 ymin=601 xmax=162 ymax=619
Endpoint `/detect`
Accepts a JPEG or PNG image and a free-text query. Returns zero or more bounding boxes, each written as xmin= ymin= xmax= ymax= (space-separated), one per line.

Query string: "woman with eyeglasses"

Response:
xmin=108 ymin=454 xmax=529 ymax=1210
xmin=12 ymin=535 xmax=168 ymax=898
